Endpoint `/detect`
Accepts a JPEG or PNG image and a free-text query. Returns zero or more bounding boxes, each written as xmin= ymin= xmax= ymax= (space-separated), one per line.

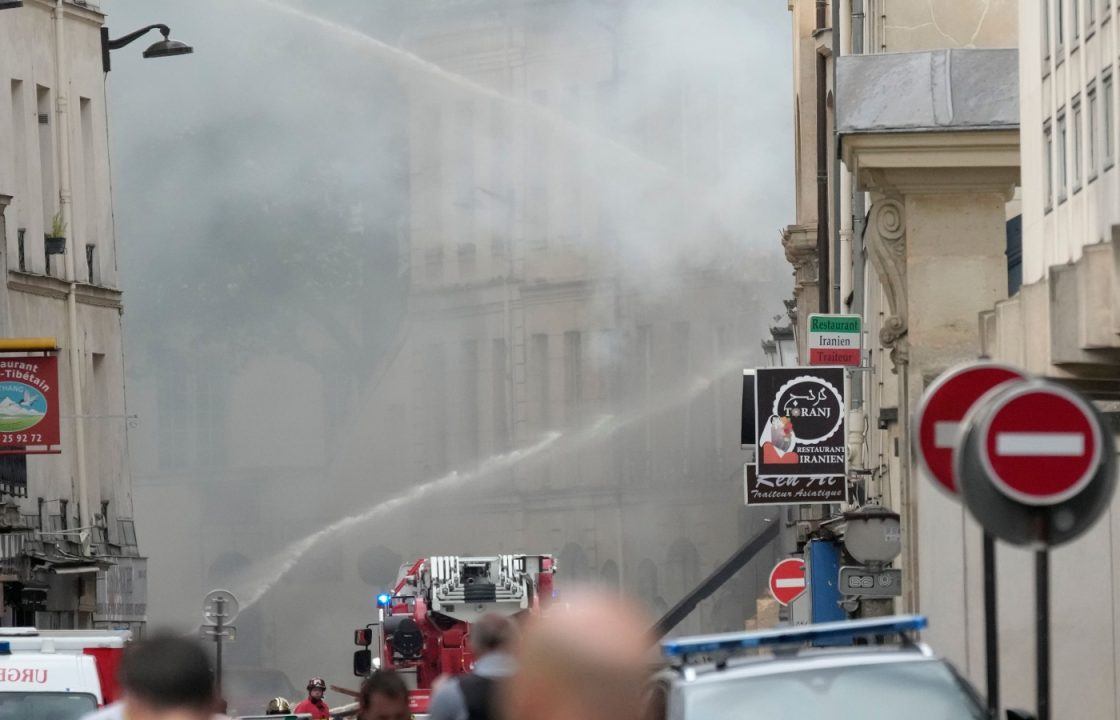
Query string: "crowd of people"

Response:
xmin=78 ymin=588 xmax=655 ymax=720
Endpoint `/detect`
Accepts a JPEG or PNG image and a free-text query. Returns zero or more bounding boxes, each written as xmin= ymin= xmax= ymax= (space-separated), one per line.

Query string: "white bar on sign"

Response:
xmin=774 ymin=578 xmax=806 ymax=588
xmin=995 ymin=432 xmax=1085 ymax=457
xmin=934 ymin=421 xmax=959 ymax=449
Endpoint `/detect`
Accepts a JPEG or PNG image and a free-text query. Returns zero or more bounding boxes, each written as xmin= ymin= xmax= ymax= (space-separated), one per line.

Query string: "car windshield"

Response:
xmin=684 ymin=659 xmax=986 ymax=720
xmin=0 ymin=691 xmax=98 ymax=720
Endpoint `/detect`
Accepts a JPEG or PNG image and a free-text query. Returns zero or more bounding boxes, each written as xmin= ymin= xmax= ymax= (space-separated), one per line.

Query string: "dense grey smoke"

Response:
xmin=109 ymin=0 xmax=792 ymax=711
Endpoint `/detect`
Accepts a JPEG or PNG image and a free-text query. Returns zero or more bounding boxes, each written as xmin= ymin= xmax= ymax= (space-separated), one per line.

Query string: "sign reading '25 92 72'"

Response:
xmin=755 ymin=367 xmax=846 ymax=478
xmin=0 ymin=356 xmax=61 ymax=455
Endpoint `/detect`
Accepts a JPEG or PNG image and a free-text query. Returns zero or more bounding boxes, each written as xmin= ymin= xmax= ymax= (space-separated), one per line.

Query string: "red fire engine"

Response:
xmin=353 ymin=554 xmax=556 ymax=715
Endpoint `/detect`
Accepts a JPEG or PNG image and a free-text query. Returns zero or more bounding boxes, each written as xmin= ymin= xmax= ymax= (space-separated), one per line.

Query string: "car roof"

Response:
xmin=668 ymin=642 xmax=939 ymax=686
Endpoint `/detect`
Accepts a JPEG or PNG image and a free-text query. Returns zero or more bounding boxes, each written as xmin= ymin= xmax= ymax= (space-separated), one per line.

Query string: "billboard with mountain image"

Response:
xmin=0 ymin=356 xmax=61 ymax=453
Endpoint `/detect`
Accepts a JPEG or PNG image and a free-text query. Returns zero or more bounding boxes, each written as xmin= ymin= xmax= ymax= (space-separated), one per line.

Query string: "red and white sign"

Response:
xmin=915 ymin=363 xmax=1025 ymax=494
xmin=768 ymin=558 xmax=807 ymax=606
xmin=979 ymin=384 xmax=1103 ymax=506
xmin=0 ymin=355 xmax=61 ymax=455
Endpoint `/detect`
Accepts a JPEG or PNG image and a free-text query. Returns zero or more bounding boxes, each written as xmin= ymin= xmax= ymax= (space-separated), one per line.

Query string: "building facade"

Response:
xmin=782 ymin=0 xmax=1021 ymax=706
xmin=976 ymin=1 xmax=1120 ymax=715
xmin=0 ymin=0 xmax=145 ymax=631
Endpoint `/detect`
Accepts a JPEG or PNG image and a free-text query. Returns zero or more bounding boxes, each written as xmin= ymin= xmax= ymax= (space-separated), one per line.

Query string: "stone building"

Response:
xmin=0 ymin=0 xmax=145 ymax=631
xmin=782 ymin=0 xmax=1019 ymax=703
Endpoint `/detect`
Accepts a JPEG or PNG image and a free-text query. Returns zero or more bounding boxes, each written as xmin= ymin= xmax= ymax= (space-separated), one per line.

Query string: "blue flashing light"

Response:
xmin=0 ymin=642 xmax=10 ymax=655
xmin=661 ymin=615 xmax=928 ymax=658
xmin=376 ymin=593 xmax=392 ymax=607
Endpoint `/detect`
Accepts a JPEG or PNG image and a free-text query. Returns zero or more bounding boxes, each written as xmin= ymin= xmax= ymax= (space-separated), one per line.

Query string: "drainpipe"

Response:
xmin=850 ymin=0 xmax=866 ymax=425
xmin=815 ymin=1 xmax=830 ymax=314
xmin=54 ymin=0 xmax=91 ymax=555
xmin=832 ymin=0 xmax=844 ymax=314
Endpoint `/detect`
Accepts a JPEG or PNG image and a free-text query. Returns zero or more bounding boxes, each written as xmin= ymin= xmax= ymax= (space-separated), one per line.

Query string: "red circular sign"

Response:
xmin=915 ymin=363 xmax=1026 ymax=494
xmin=980 ymin=384 xmax=1102 ymax=506
xmin=768 ymin=558 xmax=807 ymax=606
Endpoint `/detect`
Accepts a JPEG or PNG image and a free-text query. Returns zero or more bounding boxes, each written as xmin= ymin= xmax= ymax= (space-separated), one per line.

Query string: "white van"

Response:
xmin=0 ymin=628 xmax=129 ymax=720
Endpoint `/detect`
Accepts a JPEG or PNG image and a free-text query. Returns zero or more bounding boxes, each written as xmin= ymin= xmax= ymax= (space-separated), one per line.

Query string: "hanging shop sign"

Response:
xmin=743 ymin=465 xmax=847 ymax=505
xmin=0 ymin=356 xmax=61 ymax=455
xmin=754 ymin=367 xmax=846 ymax=478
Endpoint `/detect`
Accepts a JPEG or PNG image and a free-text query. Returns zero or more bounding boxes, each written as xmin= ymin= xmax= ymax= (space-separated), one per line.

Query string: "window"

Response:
xmin=531 ymin=334 xmax=550 ymax=429
xmin=492 ymin=338 xmax=509 ymax=452
xmin=1073 ymin=0 xmax=1081 ymax=44
xmin=1089 ymin=82 xmax=1099 ymax=180
xmin=86 ymin=244 xmax=98 ymax=284
xmin=1073 ymin=96 xmax=1083 ymax=191
xmin=1088 ymin=0 xmax=1096 ymax=30
xmin=1106 ymin=72 xmax=1115 ymax=166
xmin=1044 ymin=120 xmax=1054 ymax=212
xmin=563 ymin=331 xmax=582 ymax=426
xmin=1057 ymin=0 xmax=1066 ymax=63
xmin=1044 ymin=0 xmax=1052 ymax=62
xmin=1058 ymin=109 xmax=1069 ymax=200
xmin=16 ymin=228 xmax=25 ymax=272
xmin=461 ymin=339 xmax=479 ymax=461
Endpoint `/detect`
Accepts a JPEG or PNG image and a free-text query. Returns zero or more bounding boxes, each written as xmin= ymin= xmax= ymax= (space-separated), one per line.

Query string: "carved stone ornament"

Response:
xmin=865 ymin=197 xmax=909 ymax=370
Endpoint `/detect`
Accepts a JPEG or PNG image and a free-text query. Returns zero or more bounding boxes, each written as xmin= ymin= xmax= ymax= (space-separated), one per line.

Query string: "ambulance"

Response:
xmin=0 ymin=627 xmax=129 ymax=719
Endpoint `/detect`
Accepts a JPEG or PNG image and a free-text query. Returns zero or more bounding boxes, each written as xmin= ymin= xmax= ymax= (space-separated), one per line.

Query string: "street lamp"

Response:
xmin=100 ymin=24 xmax=193 ymax=72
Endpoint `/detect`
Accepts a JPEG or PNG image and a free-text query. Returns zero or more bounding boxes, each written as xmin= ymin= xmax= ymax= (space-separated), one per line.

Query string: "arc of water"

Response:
xmin=234 ymin=348 xmax=755 ymax=611
xmin=247 ymin=0 xmax=679 ymax=183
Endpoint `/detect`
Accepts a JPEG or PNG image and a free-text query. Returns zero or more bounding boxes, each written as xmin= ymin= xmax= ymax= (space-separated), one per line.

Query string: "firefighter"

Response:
xmin=266 ymin=697 xmax=293 ymax=715
xmin=429 ymin=613 xmax=516 ymax=720
xmin=294 ymin=677 xmax=331 ymax=719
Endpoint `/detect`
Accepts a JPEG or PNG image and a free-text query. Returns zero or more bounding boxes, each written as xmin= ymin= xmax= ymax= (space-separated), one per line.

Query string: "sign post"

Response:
xmin=202 ymin=589 xmax=239 ymax=696
xmin=807 ymin=314 xmax=862 ymax=366
xmin=768 ymin=558 xmax=807 ymax=606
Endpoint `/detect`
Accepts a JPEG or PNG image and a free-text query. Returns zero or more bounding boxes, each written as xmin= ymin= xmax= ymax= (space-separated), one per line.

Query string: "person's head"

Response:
xmin=357 ymin=669 xmax=411 ymax=720
xmin=469 ymin=613 xmax=516 ymax=658
xmin=117 ymin=633 xmax=215 ymax=720
xmin=307 ymin=676 xmax=327 ymax=702
xmin=266 ymin=697 xmax=292 ymax=715
xmin=506 ymin=588 xmax=653 ymax=720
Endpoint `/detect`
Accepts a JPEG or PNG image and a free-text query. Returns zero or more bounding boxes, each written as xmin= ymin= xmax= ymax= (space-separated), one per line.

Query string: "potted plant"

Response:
xmin=44 ymin=210 xmax=66 ymax=255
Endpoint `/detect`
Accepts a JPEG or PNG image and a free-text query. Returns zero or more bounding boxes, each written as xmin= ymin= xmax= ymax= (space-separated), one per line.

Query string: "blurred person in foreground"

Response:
xmin=429 ymin=613 xmax=517 ymax=720
xmin=295 ymin=677 xmax=331 ymax=719
xmin=81 ymin=633 xmax=215 ymax=720
xmin=356 ymin=669 xmax=411 ymax=720
xmin=506 ymin=588 xmax=653 ymax=720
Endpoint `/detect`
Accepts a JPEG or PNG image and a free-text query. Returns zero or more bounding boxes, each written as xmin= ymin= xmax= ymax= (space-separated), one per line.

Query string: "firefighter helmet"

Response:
xmin=307 ymin=677 xmax=327 ymax=691
xmin=266 ymin=697 xmax=292 ymax=714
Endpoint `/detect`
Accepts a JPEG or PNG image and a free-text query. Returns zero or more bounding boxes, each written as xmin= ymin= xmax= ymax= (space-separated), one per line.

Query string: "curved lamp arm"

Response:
xmin=100 ymin=24 xmax=182 ymax=72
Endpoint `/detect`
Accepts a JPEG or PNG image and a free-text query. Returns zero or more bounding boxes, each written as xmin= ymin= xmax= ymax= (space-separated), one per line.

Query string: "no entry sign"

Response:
xmin=914 ymin=363 xmax=1026 ymax=494
xmin=978 ymin=383 xmax=1101 ymax=506
xmin=957 ymin=379 xmax=1117 ymax=546
xmin=769 ymin=558 xmax=807 ymax=606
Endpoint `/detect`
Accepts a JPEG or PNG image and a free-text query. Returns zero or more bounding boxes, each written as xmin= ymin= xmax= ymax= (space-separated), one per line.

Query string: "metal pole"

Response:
xmin=215 ymin=596 xmax=225 ymax=697
xmin=1036 ymin=549 xmax=1050 ymax=720
xmin=54 ymin=0 xmax=91 ymax=558
xmin=983 ymin=532 xmax=1000 ymax=716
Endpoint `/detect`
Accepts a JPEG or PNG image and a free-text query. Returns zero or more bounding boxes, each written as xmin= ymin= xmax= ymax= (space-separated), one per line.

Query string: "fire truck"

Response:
xmin=352 ymin=554 xmax=556 ymax=716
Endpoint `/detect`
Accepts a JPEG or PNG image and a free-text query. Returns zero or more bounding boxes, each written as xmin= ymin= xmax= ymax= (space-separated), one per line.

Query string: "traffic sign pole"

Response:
xmin=1036 ymin=549 xmax=1050 ymax=720
xmin=982 ymin=532 xmax=999 ymax=717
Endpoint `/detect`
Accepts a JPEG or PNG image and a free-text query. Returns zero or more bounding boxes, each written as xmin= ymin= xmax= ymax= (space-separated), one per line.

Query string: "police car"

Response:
xmin=648 ymin=616 xmax=1032 ymax=720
